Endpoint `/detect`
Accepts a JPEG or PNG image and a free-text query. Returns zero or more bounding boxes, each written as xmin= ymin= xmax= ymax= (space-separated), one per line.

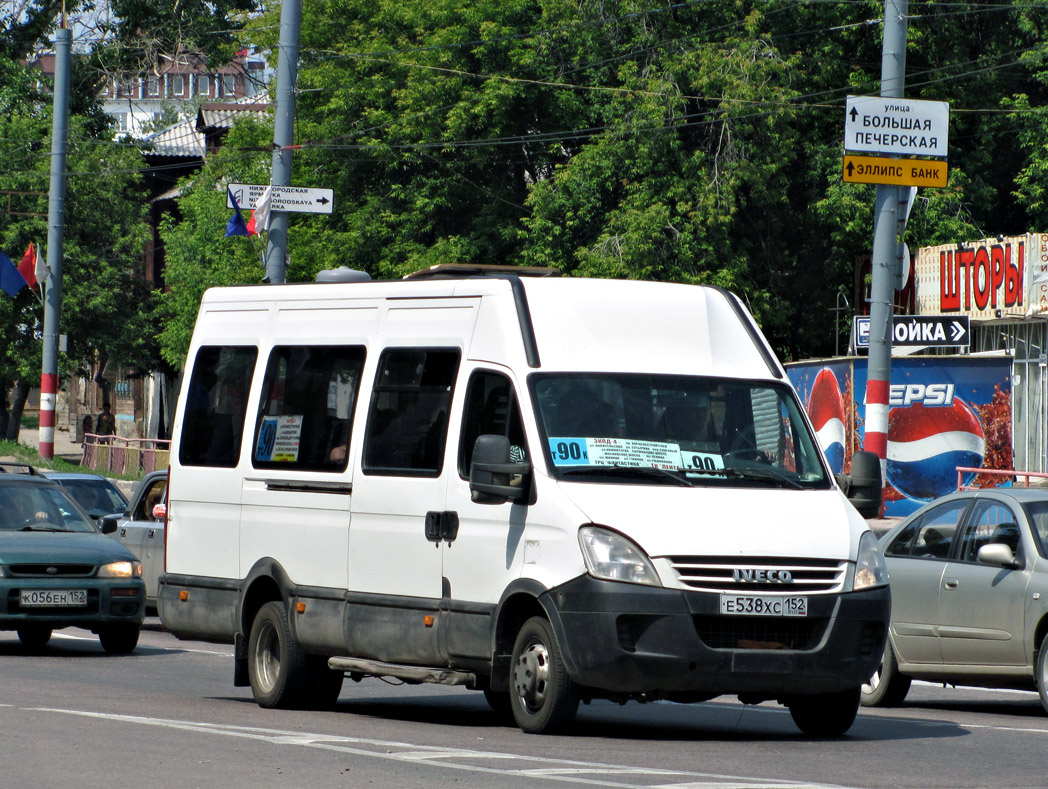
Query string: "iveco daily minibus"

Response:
xmin=158 ymin=266 xmax=888 ymax=736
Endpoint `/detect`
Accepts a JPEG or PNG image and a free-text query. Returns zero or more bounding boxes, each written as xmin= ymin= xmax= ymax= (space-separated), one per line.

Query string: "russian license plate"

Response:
xmin=20 ymin=589 xmax=88 ymax=607
xmin=719 ymin=594 xmax=808 ymax=617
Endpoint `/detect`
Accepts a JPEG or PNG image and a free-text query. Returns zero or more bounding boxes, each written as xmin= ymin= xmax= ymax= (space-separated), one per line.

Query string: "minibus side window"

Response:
xmin=458 ymin=371 xmax=527 ymax=477
xmin=362 ymin=348 xmax=460 ymax=476
xmin=179 ymin=345 xmax=258 ymax=467
xmin=251 ymin=345 xmax=367 ymax=471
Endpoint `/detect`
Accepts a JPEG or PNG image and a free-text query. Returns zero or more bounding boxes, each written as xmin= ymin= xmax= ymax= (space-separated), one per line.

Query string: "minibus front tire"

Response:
xmin=786 ymin=686 xmax=861 ymax=737
xmin=510 ymin=617 xmax=579 ymax=734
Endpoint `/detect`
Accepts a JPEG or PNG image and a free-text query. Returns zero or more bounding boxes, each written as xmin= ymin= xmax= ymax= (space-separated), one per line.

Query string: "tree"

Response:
xmin=0 ymin=54 xmax=156 ymax=439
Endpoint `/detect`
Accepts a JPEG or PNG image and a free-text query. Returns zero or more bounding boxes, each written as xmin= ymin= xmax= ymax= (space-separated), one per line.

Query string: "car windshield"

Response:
xmin=0 ymin=484 xmax=98 ymax=533
xmin=56 ymin=478 xmax=128 ymax=516
xmin=531 ymin=373 xmax=830 ymax=489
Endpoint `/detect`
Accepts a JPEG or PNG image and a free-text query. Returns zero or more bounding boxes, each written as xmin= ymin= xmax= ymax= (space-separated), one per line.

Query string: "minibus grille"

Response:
xmin=667 ymin=556 xmax=846 ymax=593
xmin=693 ymin=615 xmax=827 ymax=651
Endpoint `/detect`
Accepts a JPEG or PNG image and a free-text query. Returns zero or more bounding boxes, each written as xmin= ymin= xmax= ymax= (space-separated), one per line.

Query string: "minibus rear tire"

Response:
xmin=248 ymin=600 xmax=310 ymax=708
xmin=509 ymin=616 xmax=578 ymax=734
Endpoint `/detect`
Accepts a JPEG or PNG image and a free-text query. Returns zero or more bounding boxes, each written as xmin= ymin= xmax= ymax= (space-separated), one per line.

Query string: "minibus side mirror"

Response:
xmin=470 ymin=434 xmax=531 ymax=505
xmin=837 ymin=450 xmax=882 ymax=520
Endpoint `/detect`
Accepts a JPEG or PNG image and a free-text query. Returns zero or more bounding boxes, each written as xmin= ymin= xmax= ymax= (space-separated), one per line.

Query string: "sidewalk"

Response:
xmin=2 ymin=426 xmax=85 ymax=464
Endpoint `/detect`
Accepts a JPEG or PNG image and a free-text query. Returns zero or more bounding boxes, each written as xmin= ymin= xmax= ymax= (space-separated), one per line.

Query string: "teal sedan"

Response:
xmin=0 ymin=464 xmax=145 ymax=652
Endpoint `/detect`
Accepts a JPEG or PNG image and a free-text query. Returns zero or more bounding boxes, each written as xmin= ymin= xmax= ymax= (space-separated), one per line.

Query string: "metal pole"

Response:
xmin=863 ymin=0 xmax=909 ymax=503
xmin=264 ymin=0 xmax=302 ymax=284
xmin=39 ymin=24 xmax=71 ymax=460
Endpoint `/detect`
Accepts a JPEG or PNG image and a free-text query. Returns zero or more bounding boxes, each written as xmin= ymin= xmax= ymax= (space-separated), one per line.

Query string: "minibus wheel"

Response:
xmin=248 ymin=600 xmax=310 ymax=708
xmin=509 ymin=616 xmax=578 ymax=734
xmin=787 ymin=686 xmax=861 ymax=737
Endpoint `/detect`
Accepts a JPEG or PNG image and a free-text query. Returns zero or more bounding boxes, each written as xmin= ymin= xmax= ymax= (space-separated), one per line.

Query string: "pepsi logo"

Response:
xmin=886 ymin=399 xmax=985 ymax=501
xmin=807 ymin=368 xmax=846 ymax=475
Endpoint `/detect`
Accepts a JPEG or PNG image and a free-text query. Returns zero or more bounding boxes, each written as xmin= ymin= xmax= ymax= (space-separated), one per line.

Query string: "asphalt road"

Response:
xmin=1 ymin=618 xmax=1047 ymax=788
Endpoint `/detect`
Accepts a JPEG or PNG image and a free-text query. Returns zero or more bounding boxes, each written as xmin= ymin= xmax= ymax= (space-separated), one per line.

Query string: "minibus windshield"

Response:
xmin=531 ymin=373 xmax=831 ymax=489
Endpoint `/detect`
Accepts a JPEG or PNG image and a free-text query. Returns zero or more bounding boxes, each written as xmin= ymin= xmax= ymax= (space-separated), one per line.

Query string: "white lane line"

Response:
xmin=47 ymin=631 xmax=233 ymax=656
xmin=27 ymin=707 xmax=846 ymax=788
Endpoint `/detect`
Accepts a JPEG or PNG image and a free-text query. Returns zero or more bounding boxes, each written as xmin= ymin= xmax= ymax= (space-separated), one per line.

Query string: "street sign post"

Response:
xmin=842 ymin=155 xmax=947 ymax=188
xmin=844 ymin=95 xmax=949 ymax=158
xmin=853 ymin=315 xmax=970 ymax=349
xmin=227 ymin=183 xmax=334 ymax=214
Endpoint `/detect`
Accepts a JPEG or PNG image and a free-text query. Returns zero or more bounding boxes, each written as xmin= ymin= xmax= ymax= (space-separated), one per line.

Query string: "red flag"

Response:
xmin=18 ymin=243 xmax=37 ymax=288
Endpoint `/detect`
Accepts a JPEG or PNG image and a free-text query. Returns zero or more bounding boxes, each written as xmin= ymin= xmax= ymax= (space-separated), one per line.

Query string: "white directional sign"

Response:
xmin=227 ymin=183 xmax=334 ymax=214
xmin=844 ymin=96 xmax=949 ymax=158
xmin=853 ymin=315 xmax=969 ymax=349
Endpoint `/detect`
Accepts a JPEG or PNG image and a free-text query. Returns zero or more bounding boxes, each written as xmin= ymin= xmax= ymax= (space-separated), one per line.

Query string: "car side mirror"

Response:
xmin=837 ymin=450 xmax=882 ymax=520
xmin=99 ymin=516 xmax=119 ymax=535
xmin=978 ymin=542 xmax=1019 ymax=569
xmin=469 ymin=434 xmax=531 ymax=505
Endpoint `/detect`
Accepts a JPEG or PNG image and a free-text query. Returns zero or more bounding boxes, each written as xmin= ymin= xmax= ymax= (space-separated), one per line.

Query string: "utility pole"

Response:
xmin=863 ymin=0 xmax=909 ymax=505
xmin=39 ymin=20 xmax=71 ymax=460
xmin=264 ymin=0 xmax=302 ymax=284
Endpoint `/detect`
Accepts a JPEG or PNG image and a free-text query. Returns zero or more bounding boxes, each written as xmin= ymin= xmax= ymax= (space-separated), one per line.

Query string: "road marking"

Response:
xmin=28 ymin=707 xmax=846 ymax=788
xmin=49 ymin=631 xmax=234 ymax=657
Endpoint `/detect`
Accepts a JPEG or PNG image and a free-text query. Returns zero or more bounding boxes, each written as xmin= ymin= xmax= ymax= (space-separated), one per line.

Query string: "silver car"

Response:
xmin=103 ymin=470 xmax=167 ymax=609
xmin=862 ymin=487 xmax=1048 ymax=712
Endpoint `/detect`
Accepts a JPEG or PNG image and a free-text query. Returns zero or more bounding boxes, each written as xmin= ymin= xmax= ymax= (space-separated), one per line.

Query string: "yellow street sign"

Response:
xmin=842 ymin=155 xmax=948 ymax=188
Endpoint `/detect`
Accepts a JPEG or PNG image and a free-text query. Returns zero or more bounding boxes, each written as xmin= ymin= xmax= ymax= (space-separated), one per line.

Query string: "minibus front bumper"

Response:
xmin=543 ymin=575 xmax=889 ymax=697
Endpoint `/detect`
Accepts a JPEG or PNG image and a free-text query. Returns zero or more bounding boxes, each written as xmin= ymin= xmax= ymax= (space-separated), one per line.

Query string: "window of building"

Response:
xmin=179 ymin=346 xmax=258 ymax=468
xmin=170 ymin=75 xmax=185 ymax=96
xmin=363 ymin=349 xmax=460 ymax=476
xmin=252 ymin=346 xmax=366 ymax=472
xmin=222 ymin=75 xmax=236 ymax=97
xmin=147 ymin=77 xmax=160 ymax=96
xmin=196 ymin=75 xmax=209 ymax=96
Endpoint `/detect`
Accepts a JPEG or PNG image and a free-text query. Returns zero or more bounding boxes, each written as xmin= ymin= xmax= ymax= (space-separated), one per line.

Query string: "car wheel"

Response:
xmin=509 ymin=616 xmax=578 ymax=734
xmin=861 ymin=639 xmax=911 ymax=707
xmin=788 ymin=686 xmax=861 ymax=737
xmin=17 ymin=626 xmax=52 ymax=649
xmin=98 ymin=625 xmax=140 ymax=654
xmin=247 ymin=600 xmax=311 ymax=708
xmin=1037 ymin=632 xmax=1048 ymax=715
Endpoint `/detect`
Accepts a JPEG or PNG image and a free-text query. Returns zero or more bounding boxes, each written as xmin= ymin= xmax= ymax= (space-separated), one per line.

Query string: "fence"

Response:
xmin=81 ymin=434 xmax=171 ymax=476
xmin=956 ymin=467 xmax=1048 ymax=491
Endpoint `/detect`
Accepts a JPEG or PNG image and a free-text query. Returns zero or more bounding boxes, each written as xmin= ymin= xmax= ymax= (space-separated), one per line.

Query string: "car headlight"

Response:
xmin=853 ymin=530 xmax=888 ymax=590
xmin=578 ymin=526 xmax=662 ymax=586
xmin=98 ymin=560 xmax=143 ymax=579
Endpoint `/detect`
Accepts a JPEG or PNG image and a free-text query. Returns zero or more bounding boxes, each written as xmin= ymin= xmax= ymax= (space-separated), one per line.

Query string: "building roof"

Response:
xmin=143 ymin=116 xmax=206 ymax=158
xmin=197 ymin=101 xmax=270 ymax=132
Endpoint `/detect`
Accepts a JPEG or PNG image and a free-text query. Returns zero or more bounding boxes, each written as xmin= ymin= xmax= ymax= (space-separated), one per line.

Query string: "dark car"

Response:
xmin=0 ymin=463 xmax=145 ymax=652
xmin=43 ymin=471 xmax=129 ymax=522
xmin=862 ymin=487 xmax=1048 ymax=712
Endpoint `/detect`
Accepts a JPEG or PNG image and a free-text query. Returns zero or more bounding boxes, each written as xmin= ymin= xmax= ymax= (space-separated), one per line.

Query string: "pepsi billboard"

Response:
xmin=788 ymin=357 xmax=1013 ymax=517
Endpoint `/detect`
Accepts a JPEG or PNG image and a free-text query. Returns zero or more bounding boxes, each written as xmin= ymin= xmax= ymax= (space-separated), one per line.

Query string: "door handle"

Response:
xmin=148 ymin=529 xmax=156 ymax=539
xmin=424 ymin=511 xmax=460 ymax=545
xmin=944 ymin=577 xmax=958 ymax=590
xmin=120 ymin=528 xmax=127 ymax=537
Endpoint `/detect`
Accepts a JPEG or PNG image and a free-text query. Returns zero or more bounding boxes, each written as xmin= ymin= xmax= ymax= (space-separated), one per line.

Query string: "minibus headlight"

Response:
xmin=853 ymin=531 xmax=888 ymax=590
xmin=578 ymin=526 xmax=662 ymax=587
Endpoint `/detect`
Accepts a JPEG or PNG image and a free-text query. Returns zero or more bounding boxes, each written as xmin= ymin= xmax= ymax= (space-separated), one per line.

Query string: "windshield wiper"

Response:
xmin=722 ymin=464 xmax=805 ymax=490
xmin=19 ymin=525 xmax=64 ymax=532
xmin=559 ymin=465 xmax=693 ymax=487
